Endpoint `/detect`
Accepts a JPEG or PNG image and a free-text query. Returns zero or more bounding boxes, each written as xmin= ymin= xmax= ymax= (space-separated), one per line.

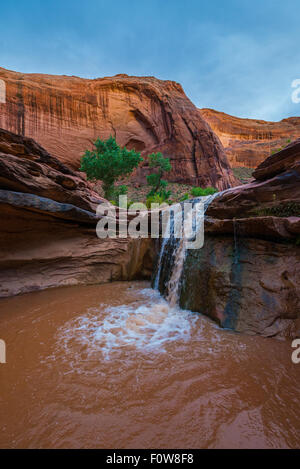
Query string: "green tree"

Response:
xmin=146 ymin=152 xmax=172 ymax=200
xmin=80 ymin=136 xmax=143 ymax=199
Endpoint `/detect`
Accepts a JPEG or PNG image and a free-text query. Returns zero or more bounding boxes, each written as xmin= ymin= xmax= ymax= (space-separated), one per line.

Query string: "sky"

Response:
xmin=0 ymin=0 xmax=299 ymax=121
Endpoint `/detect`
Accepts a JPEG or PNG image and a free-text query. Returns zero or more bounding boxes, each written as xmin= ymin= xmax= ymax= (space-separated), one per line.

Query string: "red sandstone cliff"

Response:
xmin=0 ymin=67 xmax=236 ymax=190
xmin=200 ymin=108 xmax=300 ymax=168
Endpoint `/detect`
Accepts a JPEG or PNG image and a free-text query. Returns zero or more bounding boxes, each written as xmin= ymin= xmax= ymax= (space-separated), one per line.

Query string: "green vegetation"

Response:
xmin=113 ymin=184 xmax=128 ymax=198
xmin=146 ymin=152 xmax=172 ymax=203
xmin=233 ymin=167 xmax=253 ymax=183
xmin=122 ymin=182 xmax=192 ymax=206
xmin=271 ymin=139 xmax=292 ymax=155
xmin=81 ymin=139 xmax=221 ymax=208
xmin=190 ymin=186 xmax=218 ymax=197
xmin=179 ymin=193 xmax=190 ymax=202
xmin=80 ymin=136 xmax=142 ymax=199
xmin=108 ymin=182 xmax=219 ymax=208
xmin=82 ymin=140 xmax=220 ymax=207
xmin=146 ymin=193 xmax=167 ymax=208
xmin=253 ymin=202 xmax=300 ymax=218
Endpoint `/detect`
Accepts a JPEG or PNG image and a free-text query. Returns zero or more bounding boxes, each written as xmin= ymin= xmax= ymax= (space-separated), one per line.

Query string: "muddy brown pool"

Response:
xmin=0 ymin=281 xmax=299 ymax=448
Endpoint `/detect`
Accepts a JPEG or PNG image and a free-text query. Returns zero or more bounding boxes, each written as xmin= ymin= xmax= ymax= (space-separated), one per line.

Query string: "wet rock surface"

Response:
xmin=181 ymin=236 xmax=300 ymax=338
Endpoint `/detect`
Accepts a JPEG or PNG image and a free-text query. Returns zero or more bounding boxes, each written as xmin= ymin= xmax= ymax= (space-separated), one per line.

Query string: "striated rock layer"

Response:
xmin=200 ymin=108 xmax=300 ymax=168
xmin=0 ymin=128 xmax=153 ymax=297
xmin=0 ymin=67 xmax=236 ymax=190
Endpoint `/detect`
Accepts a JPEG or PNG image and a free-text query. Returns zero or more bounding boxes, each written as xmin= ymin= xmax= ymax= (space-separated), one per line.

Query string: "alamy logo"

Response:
xmin=96 ymin=197 xmax=206 ymax=250
xmin=0 ymin=79 xmax=6 ymax=103
xmin=291 ymin=79 xmax=300 ymax=104
xmin=0 ymin=339 xmax=6 ymax=364
xmin=291 ymin=339 xmax=300 ymax=364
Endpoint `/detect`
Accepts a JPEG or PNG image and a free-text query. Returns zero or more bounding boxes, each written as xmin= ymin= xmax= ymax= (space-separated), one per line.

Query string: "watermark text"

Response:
xmin=96 ymin=197 xmax=206 ymax=250
xmin=291 ymin=79 xmax=300 ymax=103
xmin=291 ymin=339 xmax=300 ymax=364
xmin=0 ymin=79 xmax=6 ymax=103
xmin=0 ymin=339 xmax=6 ymax=364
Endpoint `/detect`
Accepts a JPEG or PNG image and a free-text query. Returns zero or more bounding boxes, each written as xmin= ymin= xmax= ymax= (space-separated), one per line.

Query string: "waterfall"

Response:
xmin=153 ymin=212 xmax=172 ymax=290
xmin=154 ymin=193 xmax=221 ymax=307
xmin=166 ymin=206 xmax=194 ymax=307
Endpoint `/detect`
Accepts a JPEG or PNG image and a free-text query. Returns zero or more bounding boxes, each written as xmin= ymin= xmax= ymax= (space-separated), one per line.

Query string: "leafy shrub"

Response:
xmin=191 ymin=186 xmax=218 ymax=197
xmin=114 ymin=185 xmax=128 ymax=197
xmin=146 ymin=152 xmax=172 ymax=201
xmin=128 ymin=201 xmax=148 ymax=210
xmin=110 ymin=185 xmax=128 ymax=203
xmin=179 ymin=193 xmax=190 ymax=202
xmin=80 ymin=136 xmax=142 ymax=199
xmin=146 ymin=193 xmax=166 ymax=208
xmin=271 ymin=139 xmax=293 ymax=155
xmin=253 ymin=202 xmax=300 ymax=218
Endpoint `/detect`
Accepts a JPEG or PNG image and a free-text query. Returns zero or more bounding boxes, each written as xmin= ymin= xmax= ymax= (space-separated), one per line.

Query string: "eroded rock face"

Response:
xmin=253 ymin=138 xmax=300 ymax=181
xmin=0 ymin=128 xmax=104 ymax=212
xmin=176 ymin=138 xmax=300 ymax=338
xmin=0 ymin=128 xmax=153 ymax=297
xmin=207 ymin=139 xmax=300 ymax=226
xmin=200 ymin=108 xmax=300 ymax=168
xmin=0 ymin=67 xmax=236 ymax=190
xmin=181 ymin=236 xmax=300 ymax=338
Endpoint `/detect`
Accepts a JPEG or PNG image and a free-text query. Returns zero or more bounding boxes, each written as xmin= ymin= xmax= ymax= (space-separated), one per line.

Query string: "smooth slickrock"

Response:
xmin=0 ymin=67 xmax=236 ymax=190
xmin=253 ymin=138 xmax=300 ymax=180
xmin=0 ymin=199 xmax=153 ymax=298
xmin=200 ymin=108 xmax=300 ymax=168
xmin=0 ymin=128 xmax=153 ymax=297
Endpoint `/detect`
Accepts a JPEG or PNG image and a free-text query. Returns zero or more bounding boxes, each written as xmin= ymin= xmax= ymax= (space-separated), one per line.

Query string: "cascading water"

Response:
xmin=1 ymin=198 xmax=298 ymax=449
xmin=154 ymin=193 xmax=221 ymax=306
xmin=55 ymin=193 xmax=222 ymax=362
xmin=153 ymin=212 xmax=171 ymax=290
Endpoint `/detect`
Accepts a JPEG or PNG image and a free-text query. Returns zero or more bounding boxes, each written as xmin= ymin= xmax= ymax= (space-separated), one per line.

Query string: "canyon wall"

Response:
xmin=0 ymin=128 xmax=153 ymax=297
xmin=200 ymin=108 xmax=300 ymax=168
xmin=0 ymin=67 xmax=236 ymax=190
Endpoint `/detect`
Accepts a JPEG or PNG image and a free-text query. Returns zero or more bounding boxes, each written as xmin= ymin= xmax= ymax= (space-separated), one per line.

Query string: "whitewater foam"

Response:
xmin=56 ymin=287 xmax=199 ymax=361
